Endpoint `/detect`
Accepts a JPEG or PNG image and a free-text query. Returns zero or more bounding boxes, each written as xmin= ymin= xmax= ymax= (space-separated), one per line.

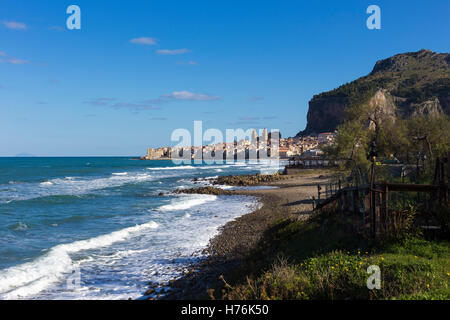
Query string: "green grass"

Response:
xmin=219 ymin=210 xmax=450 ymax=300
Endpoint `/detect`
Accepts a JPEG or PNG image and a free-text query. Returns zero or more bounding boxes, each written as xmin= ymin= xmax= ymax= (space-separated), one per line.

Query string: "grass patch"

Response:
xmin=218 ymin=210 xmax=450 ymax=300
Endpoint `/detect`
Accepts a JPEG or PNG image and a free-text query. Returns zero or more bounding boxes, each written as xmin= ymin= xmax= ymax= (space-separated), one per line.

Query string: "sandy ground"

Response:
xmin=153 ymin=171 xmax=331 ymax=300
xmin=238 ymin=173 xmax=331 ymax=216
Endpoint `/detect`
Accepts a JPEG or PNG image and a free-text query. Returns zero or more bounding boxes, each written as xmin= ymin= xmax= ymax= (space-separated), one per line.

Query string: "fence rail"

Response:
xmin=311 ymin=157 xmax=449 ymax=239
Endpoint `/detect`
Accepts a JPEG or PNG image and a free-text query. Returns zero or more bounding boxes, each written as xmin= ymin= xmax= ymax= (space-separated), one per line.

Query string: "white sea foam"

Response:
xmin=216 ymin=185 xmax=233 ymax=190
xmin=147 ymin=166 xmax=195 ymax=171
xmin=0 ymin=221 xmax=158 ymax=299
xmin=157 ymin=195 xmax=217 ymax=211
xmin=112 ymin=172 xmax=128 ymax=176
xmin=3 ymin=195 xmax=260 ymax=300
xmin=12 ymin=222 xmax=28 ymax=231
xmin=0 ymin=172 xmax=157 ymax=204
xmin=0 ymin=160 xmax=268 ymax=300
xmin=198 ymin=165 xmax=231 ymax=170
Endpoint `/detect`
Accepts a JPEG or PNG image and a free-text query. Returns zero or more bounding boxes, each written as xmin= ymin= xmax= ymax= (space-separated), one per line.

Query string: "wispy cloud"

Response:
xmin=0 ymin=52 xmax=30 ymax=65
xmin=2 ymin=21 xmax=27 ymax=30
xmin=161 ymin=91 xmax=220 ymax=101
xmin=48 ymin=26 xmax=65 ymax=32
xmin=84 ymin=90 xmax=219 ymax=113
xmin=238 ymin=116 xmax=260 ymax=121
xmin=156 ymin=48 xmax=191 ymax=55
xmin=83 ymin=98 xmax=116 ymax=106
xmin=130 ymin=37 xmax=158 ymax=45
xmin=248 ymin=96 xmax=263 ymax=101
xmin=176 ymin=61 xmax=199 ymax=66
xmin=141 ymin=98 xmax=168 ymax=105
xmin=112 ymin=102 xmax=159 ymax=111
xmin=262 ymin=116 xmax=278 ymax=120
xmin=228 ymin=120 xmax=260 ymax=126
xmin=228 ymin=115 xmax=278 ymax=126
xmin=84 ymin=97 xmax=159 ymax=112
xmin=7 ymin=58 xmax=29 ymax=65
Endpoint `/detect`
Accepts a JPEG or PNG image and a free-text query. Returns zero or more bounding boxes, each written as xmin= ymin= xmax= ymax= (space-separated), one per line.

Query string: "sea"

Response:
xmin=0 ymin=157 xmax=281 ymax=300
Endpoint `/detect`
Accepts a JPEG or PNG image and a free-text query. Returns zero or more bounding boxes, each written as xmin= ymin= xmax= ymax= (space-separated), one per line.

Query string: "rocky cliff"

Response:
xmin=297 ymin=49 xmax=450 ymax=136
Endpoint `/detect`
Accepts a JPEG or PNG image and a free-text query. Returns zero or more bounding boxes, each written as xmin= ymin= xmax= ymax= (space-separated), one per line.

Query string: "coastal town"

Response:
xmin=140 ymin=129 xmax=336 ymax=160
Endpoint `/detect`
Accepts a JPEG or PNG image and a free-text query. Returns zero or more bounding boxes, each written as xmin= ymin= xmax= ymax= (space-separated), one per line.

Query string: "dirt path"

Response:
xmin=237 ymin=173 xmax=331 ymax=217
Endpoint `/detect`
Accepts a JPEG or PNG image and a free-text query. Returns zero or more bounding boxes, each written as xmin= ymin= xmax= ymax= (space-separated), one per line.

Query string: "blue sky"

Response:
xmin=0 ymin=0 xmax=449 ymax=156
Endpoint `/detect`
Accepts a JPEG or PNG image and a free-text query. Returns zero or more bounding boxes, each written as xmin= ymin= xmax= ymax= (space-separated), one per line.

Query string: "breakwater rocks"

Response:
xmin=173 ymin=186 xmax=234 ymax=195
xmin=213 ymin=173 xmax=289 ymax=186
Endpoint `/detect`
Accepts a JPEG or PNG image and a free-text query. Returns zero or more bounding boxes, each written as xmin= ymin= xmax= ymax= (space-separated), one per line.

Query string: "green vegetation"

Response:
xmin=321 ymin=91 xmax=450 ymax=179
xmin=217 ymin=210 xmax=450 ymax=300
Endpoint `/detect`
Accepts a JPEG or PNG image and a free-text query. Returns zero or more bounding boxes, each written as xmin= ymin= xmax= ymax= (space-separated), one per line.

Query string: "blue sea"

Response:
xmin=0 ymin=157 xmax=280 ymax=300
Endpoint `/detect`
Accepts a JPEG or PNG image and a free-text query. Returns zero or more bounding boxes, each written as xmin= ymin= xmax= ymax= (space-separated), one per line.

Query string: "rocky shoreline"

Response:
xmin=143 ymin=171 xmax=330 ymax=300
xmin=212 ymin=172 xmax=290 ymax=186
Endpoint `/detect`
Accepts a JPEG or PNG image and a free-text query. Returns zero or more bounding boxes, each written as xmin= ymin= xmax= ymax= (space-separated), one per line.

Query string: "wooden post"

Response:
xmin=342 ymin=190 xmax=347 ymax=214
xmin=370 ymin=162 xmax=376 ymax=239
xmin=349 ymin=189 xmax=354 ymax=214
xmin=382 ymin=184 xmax=388 ymax=234
xmin=440 ymin=160 xmax=446 ymax=204
xmin=352 ymin=189 xmax=359 ymax=216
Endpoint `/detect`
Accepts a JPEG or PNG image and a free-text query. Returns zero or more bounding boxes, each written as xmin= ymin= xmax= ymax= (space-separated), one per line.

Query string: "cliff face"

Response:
xmin=297 ymin=50 xmax=450 ymax=136
xmin=303 ymin=96 xmax=348 ymax=134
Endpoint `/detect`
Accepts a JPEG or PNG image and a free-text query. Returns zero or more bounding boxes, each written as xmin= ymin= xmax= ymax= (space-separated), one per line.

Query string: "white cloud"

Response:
xmin=156 ymin=48 xmax=191 ymax=55
xmin=130 ymin=37 xmax=158 ymax=45
xmin=162 ymin=91 xmax=220 ymax=101
xmin=3 ymin=21 xmax=27 ymax=30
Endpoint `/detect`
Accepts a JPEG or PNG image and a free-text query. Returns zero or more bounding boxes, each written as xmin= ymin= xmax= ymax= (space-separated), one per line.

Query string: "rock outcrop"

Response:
xmin=213 ymin=173 xmax=289 ymax=186
xmin=297 ymin=50 xmax=450 ymax=136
